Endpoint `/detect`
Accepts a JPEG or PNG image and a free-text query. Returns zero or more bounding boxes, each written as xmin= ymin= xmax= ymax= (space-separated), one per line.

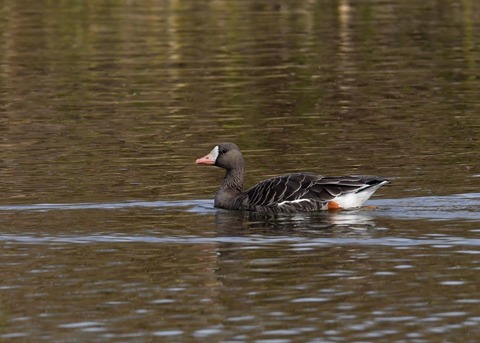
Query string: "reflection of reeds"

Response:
xmin=0 ymin=0 xmax=478 ymax=205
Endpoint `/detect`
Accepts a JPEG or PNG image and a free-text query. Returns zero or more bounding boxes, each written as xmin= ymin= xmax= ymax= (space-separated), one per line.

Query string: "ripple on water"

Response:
xmin=152 ymin=330 xmax=183 ymax=337
xmin=0 ymin=193 xmax=478 ymax=222
xmin=58 ymin=321 xmax=104 ymax=329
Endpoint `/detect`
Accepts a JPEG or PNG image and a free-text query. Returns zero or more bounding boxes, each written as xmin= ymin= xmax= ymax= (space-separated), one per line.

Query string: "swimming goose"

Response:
xmin=195 ymin=142 xmax=389 ymax=212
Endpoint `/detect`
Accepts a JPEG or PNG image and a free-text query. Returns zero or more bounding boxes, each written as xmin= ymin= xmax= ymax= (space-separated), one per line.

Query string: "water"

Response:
xmin=1 ymin=196 xmax=479 ymax=341
xmin=1 ymin=0 xmax=479 ymax=341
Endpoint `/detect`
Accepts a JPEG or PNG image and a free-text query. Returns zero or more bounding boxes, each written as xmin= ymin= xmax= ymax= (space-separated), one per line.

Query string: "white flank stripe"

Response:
xmin=278 ymin=199 xmax=312 ymax=206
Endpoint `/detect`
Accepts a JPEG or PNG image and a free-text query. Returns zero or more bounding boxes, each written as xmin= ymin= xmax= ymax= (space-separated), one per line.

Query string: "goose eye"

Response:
xmin=221 ymin=148 xmax=228 ymax=154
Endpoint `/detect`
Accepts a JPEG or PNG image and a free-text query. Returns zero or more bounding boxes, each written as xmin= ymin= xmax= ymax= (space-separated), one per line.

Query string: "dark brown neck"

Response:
xmin=214 ymin=166 xmax=245 ymax=209
xmin=221 ymin=166 xmax=244 ymax=193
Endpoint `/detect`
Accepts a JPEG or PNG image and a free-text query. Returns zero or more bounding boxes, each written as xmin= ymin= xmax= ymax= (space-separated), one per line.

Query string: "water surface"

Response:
xmin=0 ymin=0 xmax=479 ymax=341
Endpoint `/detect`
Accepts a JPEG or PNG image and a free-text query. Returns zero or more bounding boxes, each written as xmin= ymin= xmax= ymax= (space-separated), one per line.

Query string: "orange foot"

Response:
xmin=327 ymin=201 xmax=342 ymax=211
xmin=361 ymin=205 xmax=378 ymax=211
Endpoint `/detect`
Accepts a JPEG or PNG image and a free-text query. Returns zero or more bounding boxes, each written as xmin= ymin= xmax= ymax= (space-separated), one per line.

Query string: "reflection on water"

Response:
xmin=0 ymin=0 xmax=479 ymax=341
xmin=0 ymin=0 xmax=479 ymax=205
xmin=0 ymin=196 xmax=479 ymax=341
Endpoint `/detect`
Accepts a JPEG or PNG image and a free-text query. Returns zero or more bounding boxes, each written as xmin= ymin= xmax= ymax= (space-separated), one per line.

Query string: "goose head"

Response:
xmin=195 ymin=142 xmax=244 ymax=171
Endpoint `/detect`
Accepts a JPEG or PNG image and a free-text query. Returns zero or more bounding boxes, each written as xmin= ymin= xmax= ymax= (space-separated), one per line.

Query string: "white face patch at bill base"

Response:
xmin=210 ymin=146 xmax=219 ymax=162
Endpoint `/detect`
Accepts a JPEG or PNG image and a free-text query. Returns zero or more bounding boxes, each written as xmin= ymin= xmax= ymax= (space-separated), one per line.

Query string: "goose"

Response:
xmin=195 ymin=142 xmax=389 ymax=212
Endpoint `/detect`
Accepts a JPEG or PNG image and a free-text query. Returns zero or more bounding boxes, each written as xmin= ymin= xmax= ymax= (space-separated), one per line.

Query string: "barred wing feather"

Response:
xmin=244 ymin=173 xmax=320 ymax=206
xmin=244 ymin=174 xmax=386 ymax=209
